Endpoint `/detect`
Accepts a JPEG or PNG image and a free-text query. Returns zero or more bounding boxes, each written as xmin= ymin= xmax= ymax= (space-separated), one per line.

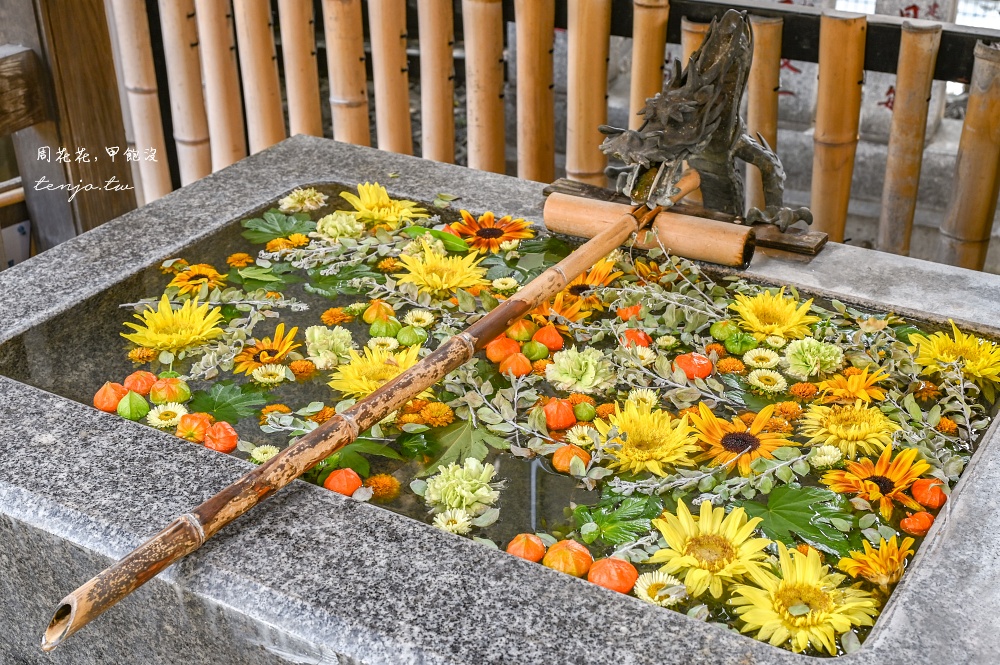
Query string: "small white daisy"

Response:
xmin=565 ymin=425 xmax=597 ymax=447
xmin=251 ymin=364 xmax=287 ymax=385
xmin=368 ymin=336 xmax=400 ymax=352
xmin=747 ymin=368 xmax=788 ymax=393
xmin=278 ymin=187 xmax=328 ymax=213
xmin=499 ymin=239 xmax=521 ymax=252
xmin=764 ymin=335 xmax=786 ymax=349
xmin=655 ymin=335 xmax=678 ymax=350
xmin=809 ymin=444 xmax=843 ymax=468
xmin=634 ymin=571 xmax=686 ymax=607
xmin=743 ymin=348 xmax=781 ymax=369
xmin=433 ymin=508 xmax=473 ymax=535
xmin=250 ymin=445 xmax=280 ymax=464
xmin=402 ymin=309 xmax=435 ymax=328
xmin=627 ymin=346 xmax=658 ymax=367
xmin=627 ymin=388 xmax=659 ymax=408
xmin=491 ymin=277 xmax=519 ymax=292
xmin=146 ymin=402 xmax=188 ymax=429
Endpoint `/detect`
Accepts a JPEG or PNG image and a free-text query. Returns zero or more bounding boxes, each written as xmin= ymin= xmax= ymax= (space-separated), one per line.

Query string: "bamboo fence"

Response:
xmin=629 ymin=0 xmax=670 ymax=131
xmin=680 ymin=17 xmax=710 ymax=65
xmin=463 ymin=0 xmax=506 ymax=173
xmin=368 ymin=0 xmax=413 ymax=154
xmin=416 ymin=0 xmax=456 ymax=163
xmin=514 ymin=0 xmax=555 ymax=182
xmin=745 ymin=15 xmax=782 ymax=213
xmin=321 ymin=0 xmax=370 ymax=146
xmin=194 ymin=0 xmax=247 ymax=170
xmin=566 ymin=0 xmax=612 ymax=186
xmin=277 ymin=0 xmax=324 ymax=137
xmin=233 ymin=0 xmax=286 ymax=153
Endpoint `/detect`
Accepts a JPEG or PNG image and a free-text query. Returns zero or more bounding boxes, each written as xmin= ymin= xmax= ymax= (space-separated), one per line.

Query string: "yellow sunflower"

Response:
xmin=797 ymin=400 xmax=900 ymax=459
xmin=692 ymin=403 xmax=797 ymax=476
xmin=909 ymin=320 xmax=1000 ymax=402
xmin=594 ymin=402 xmax=700 ymax=476
xmin=232 ymin=323 xmax=301 ymax=375
xmin=530 ymin=291 xmax=591 ymax=332
xmin=730 ymin=543 xmax=878 ymax=655
xmin=838 ymin=536 xmax=915 ymax=593
xmin=167 ymin=263 xmax=226 ymax=296
xmin=561 ymin=257 xmax=623 ymax=312
xmin=822 ymin=446 xmax=929 ymax=519
xmin=121 ymin=294 xmax=224 ymax=354
xmin=729 ymin=288 xmax=820 ymax=340
xmin=817 ymin=367 xmax=889 ymax=404
xmin=647 ymin=500 xmax=771 ymax=599
xmin=339 ymin=182 xmax=428 ymax=229
xmin=634 ymin=258 xmax=670 ymax=285
xmin=328 ymin=345 xmax=423 ymax=398
xmin=449 ymin=210 xmax=534 ymax=253
xmin=393 ymin=239 xmax=488 ymax=300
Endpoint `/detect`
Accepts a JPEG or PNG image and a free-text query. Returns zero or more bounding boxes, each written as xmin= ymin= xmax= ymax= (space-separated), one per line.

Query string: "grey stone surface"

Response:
xmin=2 ymin=135 xmax=1000 ymax=664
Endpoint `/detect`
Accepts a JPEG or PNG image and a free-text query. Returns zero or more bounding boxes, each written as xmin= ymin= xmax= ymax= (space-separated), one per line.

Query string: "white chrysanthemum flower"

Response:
xmin=634 ymin=571 xmax=686 ymax=607
xmin=546 ymin=347 xmax=616 ymax=394
xmin=313 ymin=210 xmax=364 ymax=241
xmin=250 ymin=445 xmax=280 ymax=464
xmin=747 ymin=368 xmax=788 ymax=393
xmin=743 ymin=348 xmax=781 ymax=369
xmin=402 ymin=309 xmax=435 ymax=328
xmin=491 ymin=277 xmax=519 ymax=292
xmin=146 ymin=402 xmax=188 ymax=429
xmin=401 ymin=237 xmax=446 ymax=258
xmin=565 ymin=425 xmax=597 ymax=447
xmin=433 ymin=508 xmax=473 ymax=535
xmin=251 ymin=364 xmax=287 ymax=385
xmin=367 ymin=336 xmax=400 ymax=352
xmin=655 ymin=335 xmax=678 ymax=350
xmin=424 ymin=458 xmax=501 ymax=515
xmin=764 ymin=335 xmax=786 ymax=349
xmin=627 ymin=346 xmax=658 ymax=367
xmin=343 ymin=302 xmax=369 ymax=317
xmin=627 ymin=388 xmax=659 ymax=408
xmin=809 ymin=444 xmax=844 ymax=468
xmin=305 ymin=325 xmax=355 ymax=369
xmin=499 ymin=239 xmax=521 ymax=252
xmin=278 ymin=187 xmax=328 ymax=213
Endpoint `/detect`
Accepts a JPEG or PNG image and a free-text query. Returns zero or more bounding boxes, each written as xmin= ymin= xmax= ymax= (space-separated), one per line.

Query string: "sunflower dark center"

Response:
xmin=568 ymin=284 xmax=592 ymax=296
xmin=475 ymin=227 xmax=504 ymax=239
xmin=867 ymin=474 xmax=895 ymax=494
xmin=720 ymin=432 xmax=761 ymax=454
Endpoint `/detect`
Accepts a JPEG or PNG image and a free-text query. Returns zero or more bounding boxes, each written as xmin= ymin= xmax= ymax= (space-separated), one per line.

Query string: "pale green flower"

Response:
xmin=546 ymin=347 xmax=616 ymax=394
xmin=305 ymin=325 xmax=355 ymax=370
xmin=764 ymin=335 xmax=786 ymax=349
xmin=627 ymin=388 xmax=659 ymax=408
xmin=424 ymin=458 xmax=501 ymax=515
xmin=809 ymin=444 xmax=843 ymax=469
xmin=491 ymin=277 xmax=519 ymax=292
xmin=432 ymin=508 xmax=473 ymax=534
xmin=499 ymin=239 xmax=521 ymax=252
xmin=367 ymin=336 xmax=400 ymax=352
xmin=743 ymin=348 xmax=780 ymax=369
xmin=314 ymin=210 xmax=364 ymax=241
xmin=343 ymin=302 xmax=369 ymax=316
xmin=401 ymin=237 xmax=446 ymax=258
xmin=278 ymin=187 xmax=328 ymax=213
xmin=402 ymin=309 xmax=435 ymax=328
xmin=655 ymin=335 xmax=679 ymax=350
xmin=566 ymin=425 xmax=598 ymax=447
xmin=250 ymin=445 xmax=281 ymax=464
xmin=251 ymin=364 xmax=287 ymax=385
xmin=784 ymin=338 xmax=844 ymax=381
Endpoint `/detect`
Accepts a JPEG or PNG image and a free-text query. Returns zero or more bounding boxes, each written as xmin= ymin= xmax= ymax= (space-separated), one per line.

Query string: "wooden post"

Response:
xmin=194 ymin=0 xmax=247 ymax=171
xmin=745 ymin=15 xmax=782 ymax=213
xmin=876 ymin=21 xmax=942 ymax=256
xmin=514 ymin=0 xmax=555 ymax=181
xmin=1 ymin=0 xmax=137 ymax=251
xmin=321 ymin=0 xmax=370 ymax=146
xmin=629 ymin=0 xmax=670 ymax=131
xmin=566 ymin=0 xmax=611 ymax=186
xmin=462 ymin=0 xmax=506 ymax=173
xmin=680 ymin=17 xmax=710 ymax=65
xmin=157 ymin=0 xmax=211 ymax=185
xmin=937 ymin=42 xmax=1000 ymax=270
xmin=368 ymin=0 xmax=413 ymax=155
xmin=233 ymin=0 xmax=286 ymax=153
xmin=416 ymin=0 xmax=455 ymax=163
xmin=277 ymin=0 xmax=324 ymax=137
xmin=811 ymin=12 xmax=866 ymax=243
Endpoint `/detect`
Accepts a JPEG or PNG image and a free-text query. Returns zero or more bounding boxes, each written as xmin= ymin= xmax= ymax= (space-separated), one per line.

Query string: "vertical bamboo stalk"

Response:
xmin=514 ymin=0 xmax=554 ymax=181
xmin=811 ymin=12 xmax=866 ymax=243
xmin=194 ymin=0 xmax=247 ymax=170
xmin=109 ymin=0 xmax=172 ymax=201
xmin=462 ymin=0 xmax=506 ymax=173
xmin=277 ymin=0 xmax=323 ymax=137
xmin=103 ymin=0 xmax=146 ymax=204
xmin=566 ymin=0 xmax=611 ymax=186
xmin=233 ymin=0 xmax=286 ymax=153
xmin=745 ymin=15 xmax=782 ymax=213
xmin=680 ymin=17 xmax=710 ymax=65
xmin=876 ymin=22 xmax=942 ymax=256
xmin=937 ymin=42 xmax=1000 ymax=270
xmin=629 ymin=0 xmax=670 ymax=131
xmin=416 ymin=0 xmax=455 ymax=163
xmin=368 ymin=0 xmax=413 ymax=154
xmin=321 ymin=0 xmax=370 ymax=146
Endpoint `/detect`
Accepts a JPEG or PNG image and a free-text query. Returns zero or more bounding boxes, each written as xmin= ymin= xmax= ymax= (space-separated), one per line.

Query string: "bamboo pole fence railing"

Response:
xmin=233 ymin=0 xmax=287 ymax=153
xmin=463 ymin=0 xmax=506 ymax=173
xmin=277 ymin=0 xmax=324 ymax=138
xmin=417 ymin=0 xmax=456 ymax=163
xmin=629 ymin=0 xmax=670 ymax=131
xmin=566 ymin=0 xmax=612 ymax=186
xmin=745 ymin=14 xmax=782 ymax=213
xmin=514 ymin=0 xmax=555 ymax=182
xmin=322 ymin=0 xmax=370 ymax=146
xmin=369 ymin=0 xmax=414 ymax=155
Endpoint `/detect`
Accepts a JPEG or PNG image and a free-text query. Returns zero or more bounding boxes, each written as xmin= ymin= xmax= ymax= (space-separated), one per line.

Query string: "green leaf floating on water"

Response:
xmin=305 ymin=265 xmax=385 ymax=297
xmin=574 ymin=495 xmax=663 ymax=547
xmin=738 ymin=485 xmax=862 ymax=559
xmin=189 ymin=382 xmax=268 ymax=424
xmin=241 ymin=210 xmax=316 ymax=243
xmin=418 ymin=420 xmax=509 ymax=477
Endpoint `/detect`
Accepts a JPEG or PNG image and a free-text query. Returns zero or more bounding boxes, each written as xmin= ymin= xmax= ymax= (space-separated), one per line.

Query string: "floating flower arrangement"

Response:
xmin=96 ymin=183 xmax=999 ymax=657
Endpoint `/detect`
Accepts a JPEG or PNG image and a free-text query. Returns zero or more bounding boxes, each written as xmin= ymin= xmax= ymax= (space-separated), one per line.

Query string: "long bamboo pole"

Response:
xmin=680 ymin=17 xmax=710 ymax=65
xmin=277 ymin=0 xmax=324 ymax=137
xmin=321 ymin=0 xmax=370 ymax=146
xmin=369 ymin=0 xmax=414 ymax=154
xmin=876 ymin=21 xmax=941 ymax=256
xmin=514 ymin=0 xmax=555 ymax=182
xmin=109 ymin=0 xmax=172 ymax=201
xmin=233 ymin=0 xmax=287 ymax=153
xmin=194 ymin=0 xmax=248 ymax=170
xmin=811 ymin=12 xmax=866 ymax=243
xmin=566 ymin=0 xmax=612 ymax=185
xmin=417 ymin=0 xmax=456 ymax=163
xmin=463 ymin=0 xmax=506 ymax=173
xmin=629 ymin=0 xmax=670 ymax=131
xmin=40 ymin=204 xmax=664 ymax=652
xmin=937 ymin=42 xmax=1000 ymax=270
xmin=745 ymin=15 xmax=782 ymax=213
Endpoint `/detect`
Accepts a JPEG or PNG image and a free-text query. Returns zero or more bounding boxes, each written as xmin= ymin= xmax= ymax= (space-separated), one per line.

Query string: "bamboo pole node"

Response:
xmin=180 ymin=513 xmax=207 ymax=544
xmin=457 ymin=331 xmax=478 ymax=356
xmin=335 ymin=413 xmax=360 ymax=439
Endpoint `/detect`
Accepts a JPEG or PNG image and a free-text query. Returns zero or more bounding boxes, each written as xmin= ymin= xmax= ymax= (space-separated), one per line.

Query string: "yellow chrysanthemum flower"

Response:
xmin=909 ymin=320 xmax=1000 ymax=402
xmin=730 ymin=542 xmax=878 ymax=655
xmin=729 ymin=288 xmax=820 ymax=340
xmin=121 ymin=294 xmax=224 ymax=354
xmin=594 ymin=402 xmax=700 ymax=476
xmin=817 ymin=367 xmax=889 ymax=404
xmin=393 ymin=239 xmax=488 ymax=300
xmin=797 ymin=400 xmax=900 ymax=460
xmin=838 ymin=535 xmax=915 ymax=593
xmin=691 ymin=403 xmax=797 ymax=476
xmin=328 ymin=345 xmax=423 ymax=398
xmin=647 ymin=500 xmax=771 ymax=599
xmin=339 ymin=182 xmax=428 ymax=229
xmin=822 ymin=445 xmax=929 ymax=519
